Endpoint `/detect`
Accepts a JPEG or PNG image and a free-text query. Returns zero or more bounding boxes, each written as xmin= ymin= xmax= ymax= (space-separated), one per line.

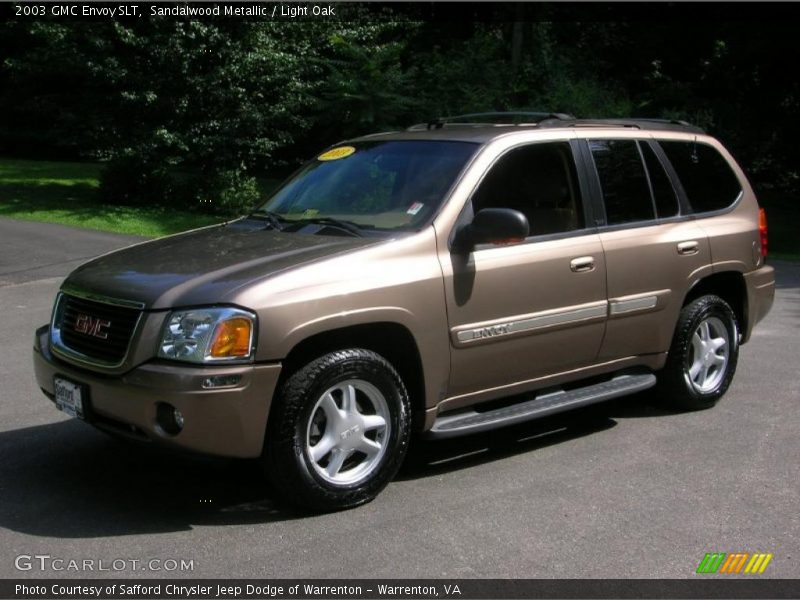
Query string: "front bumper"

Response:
xmin=33 ymin=325 xmax=282 ymax=458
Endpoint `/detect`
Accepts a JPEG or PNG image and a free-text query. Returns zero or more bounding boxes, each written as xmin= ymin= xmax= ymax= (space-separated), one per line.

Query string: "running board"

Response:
xmin=427 ymin=372 xmax=657 ymax=439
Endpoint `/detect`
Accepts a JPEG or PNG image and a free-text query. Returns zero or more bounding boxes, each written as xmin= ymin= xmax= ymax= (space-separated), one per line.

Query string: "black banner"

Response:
xmin=4 ymin=2 xmax=800 ymax=23
xmin=3 ymin=579 xmax=800 ymax=600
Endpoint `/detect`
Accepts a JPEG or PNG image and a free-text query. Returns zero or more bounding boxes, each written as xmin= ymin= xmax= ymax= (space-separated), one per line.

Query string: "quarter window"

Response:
xmin=659 ymin=141 xmax=742 ymax=213
xmin=471 ymin=142 xmax=584 ymax=237
xmin=589 ymin=140 xmax=655 ymax=225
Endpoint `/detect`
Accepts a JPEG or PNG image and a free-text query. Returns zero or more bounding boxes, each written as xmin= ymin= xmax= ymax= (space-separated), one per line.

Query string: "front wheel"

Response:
xmin=658 ymin=294 xmax=739 ymax=410
xmin=264 ymin=349 xmax=411 ymax=511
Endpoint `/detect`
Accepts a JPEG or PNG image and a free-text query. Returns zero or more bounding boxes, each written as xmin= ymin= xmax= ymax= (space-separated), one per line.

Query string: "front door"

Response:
xmin=439 ymin=141 xmax=608 ymax=406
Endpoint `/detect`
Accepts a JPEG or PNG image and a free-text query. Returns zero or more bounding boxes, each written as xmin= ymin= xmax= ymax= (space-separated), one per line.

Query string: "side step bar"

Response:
xmin=427 ymin=372 xmax=657 ymax=439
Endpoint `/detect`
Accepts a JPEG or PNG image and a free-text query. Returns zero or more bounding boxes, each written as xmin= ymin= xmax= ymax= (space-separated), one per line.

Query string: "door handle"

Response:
xmin=570 ymin=256 xmax=595 ymax=273
xmin=677 ymin=241 xmax=700 ymax=255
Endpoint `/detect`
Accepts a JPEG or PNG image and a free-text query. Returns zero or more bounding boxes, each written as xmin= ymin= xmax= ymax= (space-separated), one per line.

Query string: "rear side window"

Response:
xmin=589 ymin=140 xmax=654 ymax=224
xmin=659 ymin=141 xmax=742 ymax=213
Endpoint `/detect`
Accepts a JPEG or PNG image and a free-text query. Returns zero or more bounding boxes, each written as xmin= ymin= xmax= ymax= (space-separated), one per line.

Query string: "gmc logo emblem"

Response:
xmin=74 ymin=314 xmax=111 ymax=339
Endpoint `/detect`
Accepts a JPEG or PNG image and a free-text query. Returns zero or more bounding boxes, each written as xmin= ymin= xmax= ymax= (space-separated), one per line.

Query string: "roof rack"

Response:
xmin=407 ymin=112 xmax=576 ymax=131
xmin=406 ymin=114 xmax=704 ymax=134
xmin=537 ymin=117 xmax=705 ymax=134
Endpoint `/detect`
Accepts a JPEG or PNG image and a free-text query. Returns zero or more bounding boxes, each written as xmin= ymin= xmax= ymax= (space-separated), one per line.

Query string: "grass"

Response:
xmin=0 ymin=159 xmax=279 ymax=238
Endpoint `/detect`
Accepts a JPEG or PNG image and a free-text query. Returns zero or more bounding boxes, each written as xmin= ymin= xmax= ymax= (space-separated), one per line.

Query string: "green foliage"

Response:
xmin=95 ymin=20 xmax=321 ymax=207
xmin=190 ymin=168 xmax=261 ymax=215
xmin=405 ymin=23 xmax=632 ymax=120
xmin=0 ymin=158 xmax=220 ymax=236
xmin=315 ymin=31 xmax=418 ymax=133
xmin=98 ymin=155 xmax=173 ymax=207
xmin=98 ymin=157 xmax=261 ymax=215
xmin=107 ymin=21 xmax=321 ymax=166
xmin=410 ymin=27 xmax=518 ymax=115
xmin=2 ymin=20 xmax=327 ymax=208
xmin=1 ymin=12 xmax=799 ymax=206
xmin=0 ymin=22 xmax=113 ymax=157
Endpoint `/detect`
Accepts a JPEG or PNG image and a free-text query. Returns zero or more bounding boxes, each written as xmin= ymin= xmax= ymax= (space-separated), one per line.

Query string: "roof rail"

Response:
xmin=537 ymin=117 xmax=705 ymax=134
xmin=405 ymin=114 xmax=705 ymax=134
xmin=407 ymin=112 xmax=576 ymax=131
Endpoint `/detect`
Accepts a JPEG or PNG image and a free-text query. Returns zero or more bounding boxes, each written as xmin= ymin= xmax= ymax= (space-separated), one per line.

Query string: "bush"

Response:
xmin=98 ymin=155 xmax=174 ymax=207
xmin=100 ymin=158 xmax=261 ymax=216
xmin=189 ymin=168 xmax=261 ymax=216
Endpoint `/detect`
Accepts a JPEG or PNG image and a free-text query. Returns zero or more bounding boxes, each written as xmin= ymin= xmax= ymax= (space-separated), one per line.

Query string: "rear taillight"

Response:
xmin=759 ymin=208 xmax=768 ymax=258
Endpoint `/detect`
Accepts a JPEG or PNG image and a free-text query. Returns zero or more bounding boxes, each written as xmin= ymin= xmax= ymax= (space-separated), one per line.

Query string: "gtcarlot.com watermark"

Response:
xmin=15 ymin=554 xmax=195 ymax=572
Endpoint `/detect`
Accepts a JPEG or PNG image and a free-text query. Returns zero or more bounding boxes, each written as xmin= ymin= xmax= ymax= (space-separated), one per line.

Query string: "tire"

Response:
xmin=658 ymin=294 xmax=739 ymax=410
xmin=264 ymin=349 xmax=411 ymax=511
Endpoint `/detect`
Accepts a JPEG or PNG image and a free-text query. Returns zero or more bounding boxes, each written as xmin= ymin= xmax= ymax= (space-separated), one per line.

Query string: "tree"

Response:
xmin=2 ymin=7 xmax=797 ymax=213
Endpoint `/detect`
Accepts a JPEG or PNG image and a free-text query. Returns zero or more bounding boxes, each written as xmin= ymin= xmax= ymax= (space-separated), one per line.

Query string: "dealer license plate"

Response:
xmin=54 ymin=377 xmax=86 ymax=420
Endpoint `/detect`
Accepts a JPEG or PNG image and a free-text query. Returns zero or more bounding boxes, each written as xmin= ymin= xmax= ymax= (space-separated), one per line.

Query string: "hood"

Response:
xmin=63 ymin=219 xmax=383 ymax=309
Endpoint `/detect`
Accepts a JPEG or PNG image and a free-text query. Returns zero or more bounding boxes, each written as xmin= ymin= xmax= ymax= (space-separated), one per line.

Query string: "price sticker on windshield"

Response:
xmin=318 ymin=146 xmax=356 ymax=161
xmin=407 ymin=202 xmax=425 ymax=215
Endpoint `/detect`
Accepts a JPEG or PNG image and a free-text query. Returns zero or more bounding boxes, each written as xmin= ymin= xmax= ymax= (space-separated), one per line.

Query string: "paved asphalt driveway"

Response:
xmin=0 ymin=218 xmax=797 ymax=579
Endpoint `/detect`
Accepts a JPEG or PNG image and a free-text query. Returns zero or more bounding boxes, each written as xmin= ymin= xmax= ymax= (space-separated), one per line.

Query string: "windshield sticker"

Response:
xmin=407 ymin=202 xmax=424 ymax=215
xmin=318 ymin=146 xmax=356 ymax=161
xmin=301 ymin=208 xmax=319 ymax=218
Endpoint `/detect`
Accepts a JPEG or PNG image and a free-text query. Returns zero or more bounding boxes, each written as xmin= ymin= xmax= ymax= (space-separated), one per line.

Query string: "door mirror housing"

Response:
xmin=453 ymin=208 xmax=530 ymax=251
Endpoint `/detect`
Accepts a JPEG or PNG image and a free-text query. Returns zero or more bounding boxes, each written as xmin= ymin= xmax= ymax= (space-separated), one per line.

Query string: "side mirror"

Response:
xmin=453 ymin=208 xmax=530 ymax=251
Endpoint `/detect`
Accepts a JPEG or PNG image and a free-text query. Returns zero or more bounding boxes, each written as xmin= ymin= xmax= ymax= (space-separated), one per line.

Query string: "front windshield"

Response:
xmin=257 ymin=140 xmax=478 ymax=231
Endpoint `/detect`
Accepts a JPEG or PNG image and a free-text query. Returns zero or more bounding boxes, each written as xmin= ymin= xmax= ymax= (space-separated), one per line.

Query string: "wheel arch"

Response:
xmin=683 ymin=270 xmax=748 ymax=340
xmin=278 ymin=322 xmax=428 ymax=431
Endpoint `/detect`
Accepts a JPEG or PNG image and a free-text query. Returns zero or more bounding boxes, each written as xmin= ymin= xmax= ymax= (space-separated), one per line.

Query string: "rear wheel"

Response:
xmin=264 ymin=349 xmax=411 ymax=511
xmin=658 ymin=294 xmax=739 ymax=410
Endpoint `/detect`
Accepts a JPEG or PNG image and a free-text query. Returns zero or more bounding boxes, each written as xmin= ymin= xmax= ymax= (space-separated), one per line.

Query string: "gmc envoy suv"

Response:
xmin=33 ymin=113 xmax=775 ymax=510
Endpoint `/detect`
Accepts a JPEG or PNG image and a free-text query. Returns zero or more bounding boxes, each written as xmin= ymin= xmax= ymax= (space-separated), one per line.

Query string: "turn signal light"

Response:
xmin=209 ymin=318 xmax=252 ymax=358
xmin=759 ymin=208 xmax=768 ymax=258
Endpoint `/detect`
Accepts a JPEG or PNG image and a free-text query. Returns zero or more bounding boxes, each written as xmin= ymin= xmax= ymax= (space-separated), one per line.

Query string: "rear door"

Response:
xmin=579 ymin=135 xmax=712 ymax=360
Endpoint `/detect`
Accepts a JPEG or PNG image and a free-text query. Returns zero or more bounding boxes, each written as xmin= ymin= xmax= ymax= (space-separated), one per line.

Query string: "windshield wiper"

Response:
xmin=289 ymin=217 xmax=371 ymax=237
xmin=250 ymin=210 xmax=286 ymax=231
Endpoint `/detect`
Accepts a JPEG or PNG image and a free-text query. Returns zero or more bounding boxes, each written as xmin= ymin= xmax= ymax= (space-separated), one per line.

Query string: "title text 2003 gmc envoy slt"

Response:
xmin=33 ymin=114 xmax=775 ymax=510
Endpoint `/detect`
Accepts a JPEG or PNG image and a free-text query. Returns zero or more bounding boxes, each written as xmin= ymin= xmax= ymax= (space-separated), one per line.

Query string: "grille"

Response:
xmin=56 ymin=294 xmax=141 ymax=364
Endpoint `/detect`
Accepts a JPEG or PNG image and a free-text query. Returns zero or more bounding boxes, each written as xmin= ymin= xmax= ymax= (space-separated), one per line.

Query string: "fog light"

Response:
xmin=202 ymin=375 xmax=241 ymax=389
xmin=156 ymin=402 xmax=184 ymax=435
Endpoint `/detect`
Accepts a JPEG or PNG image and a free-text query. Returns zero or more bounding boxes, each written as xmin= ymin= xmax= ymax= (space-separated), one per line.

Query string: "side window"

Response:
xmin=471 ymin=142 xmax=584 ymax=237
xmin=660 ymin=141 xmax=742 ymax=213
xmin=589 ymin=140 xmax=654 ymax=224
xmin=641 ymin=142 xmax=680 ymax=218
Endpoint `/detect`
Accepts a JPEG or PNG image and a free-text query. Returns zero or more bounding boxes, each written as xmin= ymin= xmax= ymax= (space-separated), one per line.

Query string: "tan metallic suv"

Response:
xmin=33 ymin=113 xmax=775 ymax=510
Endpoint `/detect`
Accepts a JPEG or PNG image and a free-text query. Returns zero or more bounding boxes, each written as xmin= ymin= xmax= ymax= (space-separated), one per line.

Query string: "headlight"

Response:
xmin=158 ymin=307 xmax=256 ymax=363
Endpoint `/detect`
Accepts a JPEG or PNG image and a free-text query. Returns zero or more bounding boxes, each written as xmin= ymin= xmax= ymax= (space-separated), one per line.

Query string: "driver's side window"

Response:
xmin=472 ymin=142 xmax=585 ymax=237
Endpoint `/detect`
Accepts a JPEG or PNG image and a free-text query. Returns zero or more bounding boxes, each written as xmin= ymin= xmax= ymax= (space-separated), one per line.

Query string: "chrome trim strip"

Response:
xmin=50 ymin=291 xmax=144 ymax=369
xmin=609 ymin=295 xmax=658 ymax=315
xmin=454 ymin=302 xmax=607 ymax=344
xmin=59 ymin=285 xmax=146 ymax=310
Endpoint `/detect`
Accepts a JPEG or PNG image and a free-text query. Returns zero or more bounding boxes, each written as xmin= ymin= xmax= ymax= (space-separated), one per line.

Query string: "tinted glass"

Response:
xmin=641 ymin=142 xmax=679 ymax=218
xmin=589 ymin=140 xmax=655 ymax=225
xmin=472 ymin=142 xmax=584 ymax=236
xmin=260 ymin=141 xmax=478 ymax=231
xmin=660 ymin=141 xmax=742 ymax=213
